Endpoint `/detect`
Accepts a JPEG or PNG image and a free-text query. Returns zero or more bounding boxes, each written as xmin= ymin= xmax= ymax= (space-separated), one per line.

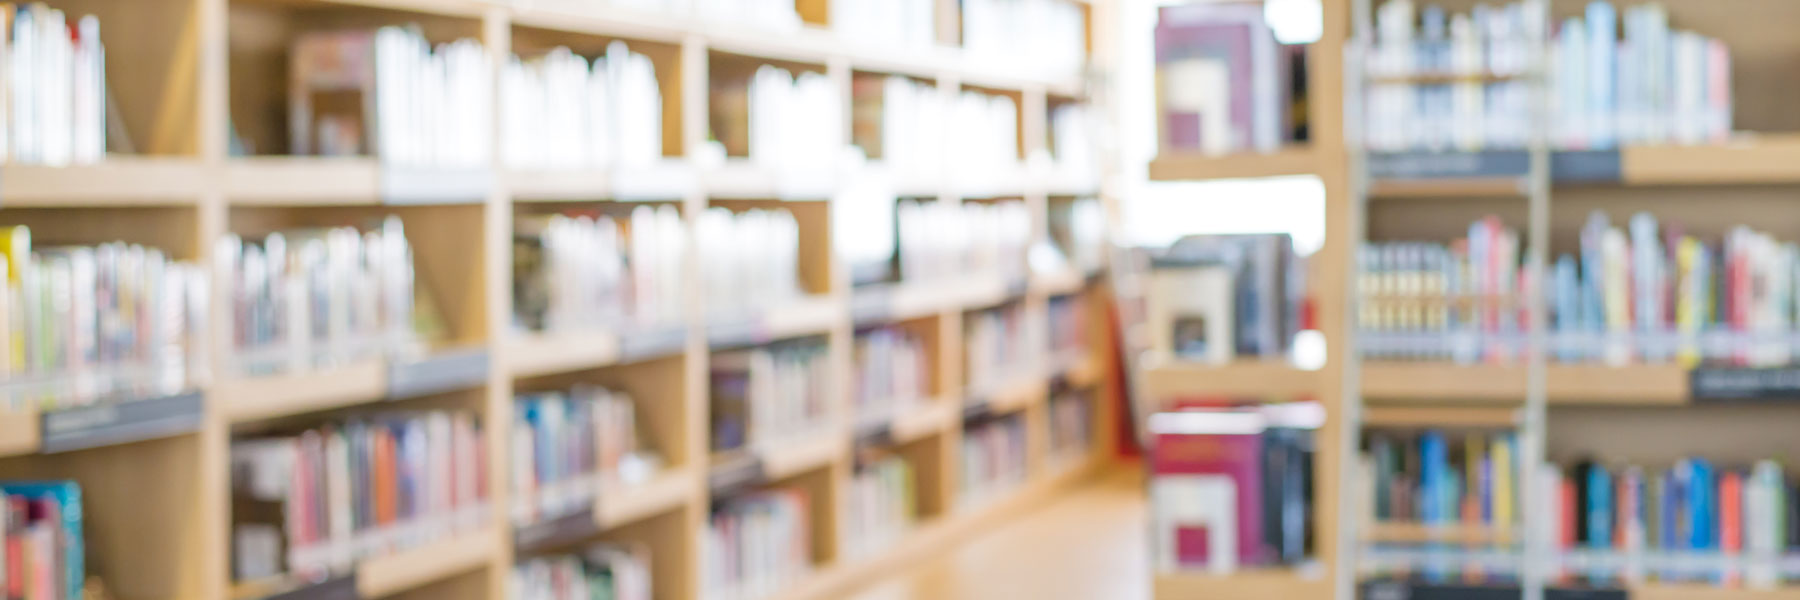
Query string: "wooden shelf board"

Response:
xmin=1546 ymin=363 xmax=1688 ymax=405
xmin=759 ymin=431 xmax=848 ymax=481
xmin=225 ymin=157 xmax=383 ymax=204
xmin=1153 ymin=570 xmax=1331 ymax=599
xmin=1362 ymin=362 xmax=1527 ymax=401
xmin=1368 ymin=177 xmax=1526 ymax=199
xmin=1363 ymin=404 xmax=1519 ymax=428
xmin=971 ymin=373 xmax=1049 ymax=415
xmin=356 ymin=526 xmax=497 ymax=598
xmin=1148 ymin=147 xmax=1318 ymax=181
xmin=704 ymin=160 xmax=840 ymax=200
xmin=889 ymin=399 xmax=956 ymax=443
xmin=251 ymin=0 xmax=492 ymax=18
xmin=1622 ymin=135 xmax=1800 ymax=186
xmin=505 ymin=331 xmax=624 ymax=379
xmin=504 ymin=168 xmax=612 ymax=202
xmin=1632 ymin=585 xmax=1800 ymax=600
xmin=949 ymin=165 xmax=1033 ymax=200
xmin=0 ymin=158 xmax=208 ymax=205
xmin=1144 ymin=359 xmax=1322 ymax=401
xmin=0 ymin=411 xmax=39 ymax=458
xmin=1057 ymin=351 xmax=1105 ymax=389
xmin=217 ymin=361 xmax=388 ymax=423
xmin=595 ymin=468 xmax=698 ymax=528
xmin=1362 ymin=521 xmax=1516 ymax=544
xmin=508 ymin=0 xmax=690 ymax=42
xmin=760 ymin=295 xmax=845 ymax=340
xmin=1030 ymin=268 xmax=1086 ymax=297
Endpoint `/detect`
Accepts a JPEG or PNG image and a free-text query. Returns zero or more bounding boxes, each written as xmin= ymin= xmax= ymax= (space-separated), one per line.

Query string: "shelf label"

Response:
xmin=1359 ymin=582 xmax=1627 ymax=600
xmin=706 ymin=317 xmax=766 ymax=350
xmin=1551 ymin=150 xmax=1622 ymax=183
xmin=850 ymin=289 xmax=896 ymax=326
xmin=1690 ymin=367 xmax=1800 ymax=401
xmin=387 ymin=348 xmax=491 ymax=400
xmin=619 ymin=326 xmax=687 ymax=362
xmin=39 ymin=391 xmax=204 ymax=454
xmin=854 ymin=421 xmax=895 ymax=447
xmin=962 ymin=399 xmax=995 ymax=422
xmin=1369 ymin=151 xmax=1530 ymax=179
xmin=707 ymin=456 xmax=767 ymax=498
xmin=258 ymin=574 xmax=358 ymax=600
xmin=512 ymin=508 xmax=601 ymax=554
xmin=379 ymin=167 xmax=494 ymax=205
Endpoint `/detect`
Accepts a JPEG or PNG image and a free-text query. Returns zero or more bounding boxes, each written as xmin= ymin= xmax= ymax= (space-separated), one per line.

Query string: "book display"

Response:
xmin=0 ymin=0 xmax=1110 ymax=596
xmin=959 ymin=415 xmax=1028 ymax=507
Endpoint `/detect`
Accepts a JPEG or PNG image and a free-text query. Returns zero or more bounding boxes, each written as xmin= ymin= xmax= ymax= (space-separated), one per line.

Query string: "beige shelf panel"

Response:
xmin=1143 ymin=359 xmax=1324 ymax=403
xmin=215 ymin=360 xmax=389 ymax=423
xmin=760 ymin=430 xmax=849 ymax=481
xmin=595 ymin=468 xmax=698 ymax=528
xmin=0 ymin=158 xmax=208 ymax=205
xmin=1622 ymin=135 xmax=1800 ymax=186
xmin=1546 ymin=364 xmax=1688 ymax=405
xmin=1363 ymin=404 xmax=1520 ymax=428
xmin=505 ymin=331 xmax=626 ymax=379
xmin=1368 ymin=177 xmax=1526 ymax=199
xmin=223 ymin=157 xmax=386 ymax=205
xmin=1361 ymin=521 xmax=1516 ymax=545
xmin=1029 ymin=268 xmax=1087 ymax=298
xmin=1362 ymin=362 xmax=1527 ymax=402
xmin=973 ymin=373 xmax=1050 ymax=415
xmin=1632 ymin=585 xmax=1800 ymax=600
xmin=1152 ymin=570 xmax=1331 ymax=600
xmin=1148 ymin=147 xmax=1319 ymax=181
xmin=356 ymin=525 xmax=498 ymax=598
xmin=0 ymin=411 xmax=38 ymax=458
xmin=889 ymin=400 xmax=956 ymax=443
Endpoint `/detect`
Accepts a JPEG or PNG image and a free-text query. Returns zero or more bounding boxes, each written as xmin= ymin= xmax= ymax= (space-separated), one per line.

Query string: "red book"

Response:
xmin=1722 ymin=471 xmax=1743 ymax=552
xmin=5 ymin=495 xmax=22 ymax=599
xmin=1149 ymin=410 xmax=1265 ymax=569
xmin=375 ymin=429 xmax=396 ymax=526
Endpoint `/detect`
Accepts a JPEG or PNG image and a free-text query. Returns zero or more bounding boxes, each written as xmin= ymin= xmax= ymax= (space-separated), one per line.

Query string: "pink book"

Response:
xmin=1151 ymin=411 xmax=1265 ymax=567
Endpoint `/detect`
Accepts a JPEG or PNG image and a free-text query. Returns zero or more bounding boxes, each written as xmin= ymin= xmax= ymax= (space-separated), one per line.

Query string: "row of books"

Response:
xmin=966 ymin=302 xmax=1037 ymax=394
xmin=1365 ymin=0 xmax=1542 ymax=152
xmin=512 ymin=207 xmax=688 ymax=336
xmin=1365 ymin=0 xmax=1733 ymax=152
xmin=832 ymin=0 xmax=935 ymax=50
xmin=854 ymin=75 xmax=946 ymax=182
xmin=1050 ymin=197 xmax=1107 ymax=274
xmin=705 ymin=488 xmax=812 ymax=600
xmin=1049 ymin=294 xmax=1089 ymax=359
xmin=1149 ymin=404 xmax=1321 ymax=574
xmin=1148 ymin=234 xmax=1308 ymax=364
xmin=512 ymin=543 xmax=651 ymax=600
xmin=844 ymin=453 xmax=916 ymax=560
xmin=1551 ymin=212 xmax=1800 ymax=368
xmin=709 ymin=340 xmax=832 ymax=454
xmin=1361 ymin=213 xmax=1800 ymax=367
xmin=853 ymin=327 xmax=929 ymax=430
xmin=959 ymin=415 xmax=1027 ymax=507
xmin=948 ymin=90 xmax=1022 ymax=182
xmin=1357 ymin=217 xmax=1524 ymax=363
xmin=742 ymin=66 xmax=842 ymax=171
xmin=1 ymin=229 xmax=207 ymax=412
xmin=216 ymin=217 xmax=423 ymax=376
xmin=3 ymin=6 xmax=105 ymax=166
xmin=1048 ymin=390 xmax=1093 ymax=461
xmin=1048 ymin=102 xmax=1098 ymax=183
xmin=291 ymin=27 xmax=489 ymax=168
xmin=1154 ymin=3 xmax=1310 ymax=156
xmin=0 ymin=482 xmax=84 ymax=600
xmin=697 ymin=208 xmax=802 ymax=316
xmin=510 ymin=386 xmax=658 ymax=527
xmin=230 ymin=409 xmax=488 ymax=582
xmin=695 ymin=0 xmax=801 ymax=34
xmin=501 ymin=43 xmax=663 ymax=170
xmin=961 ymin=0 xmax=1086 ymax=76
xmin=1362 ymin=430 xmax=1521 ymax=527
xmin=896 ymin=199 xmax=1030 ymax=284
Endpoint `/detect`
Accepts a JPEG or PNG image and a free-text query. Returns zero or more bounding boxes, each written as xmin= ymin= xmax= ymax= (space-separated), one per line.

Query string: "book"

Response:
xmin=961 ymin=414 xmax=1028 ymax=506
xmin=707 ymin=487 xmax=811 ymax=600
xmin=1151 ymin=234 xmax=1302 ymax=363
xmin=853 ymin=326 xmax=929 ymax=429
xmin=500 ymin=42 xmax=662 ymax=170
xmin=896 ymin=199 xmax=1031 ymax=285
xmin=965 ymin=302 xmax=1033 ymax=394
xmin=289 ymin=26 xmax=489 ymax=167
xmin=697 ymin=207 xmax=802 ymax=317
xmin=512 ymin=542 xmax=652 ymax=600
xmin=710 ymin=339 xmax=832 ymax=454
xmin=1154 ymin=2 xmax=1294 ymax=155
xmin=0 ymin=482 xmax=81 ymax=598
xmin=1151 ymin=405 xmax=1321 ymax=572
xmin=844 ymin=451 xmax=916 ymax=559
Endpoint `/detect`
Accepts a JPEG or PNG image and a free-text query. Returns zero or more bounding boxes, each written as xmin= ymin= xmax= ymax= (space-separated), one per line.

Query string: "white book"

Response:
xmin=74 ymin=15 xmax=102 ymax=163
xmin=1672 ymin=31 xmax=1703 ymax=145
xmin=1585 ymin=1 xmax=1615 ymax=149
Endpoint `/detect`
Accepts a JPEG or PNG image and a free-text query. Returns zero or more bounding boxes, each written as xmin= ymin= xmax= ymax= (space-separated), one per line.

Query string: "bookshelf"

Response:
xmin=0 ymin=0 xmax=1115 ymax=599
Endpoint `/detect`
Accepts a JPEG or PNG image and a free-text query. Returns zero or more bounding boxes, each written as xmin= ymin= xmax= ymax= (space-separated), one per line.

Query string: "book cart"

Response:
xmin=1147 ymin=0 xmax=1800 ymax=599
xmin=0 ymin=0 xmax=1121 ymax=598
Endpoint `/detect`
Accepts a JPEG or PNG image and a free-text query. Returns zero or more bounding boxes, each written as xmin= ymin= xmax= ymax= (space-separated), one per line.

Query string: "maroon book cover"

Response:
xmin=1150 ymin=411 xmax=1266 ymax=566
xmin=1154 ymin=4 xmax=1261 ymax=151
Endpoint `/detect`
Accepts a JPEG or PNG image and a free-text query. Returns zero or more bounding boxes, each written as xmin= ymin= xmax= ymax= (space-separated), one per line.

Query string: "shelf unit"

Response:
xmin=0 ymin=0 xmax=1118 ymax=599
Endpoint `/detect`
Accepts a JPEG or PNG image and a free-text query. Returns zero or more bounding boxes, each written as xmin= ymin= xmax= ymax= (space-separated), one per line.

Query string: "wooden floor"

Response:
xmin=847 ymin=463 xmax=1151 ymax=600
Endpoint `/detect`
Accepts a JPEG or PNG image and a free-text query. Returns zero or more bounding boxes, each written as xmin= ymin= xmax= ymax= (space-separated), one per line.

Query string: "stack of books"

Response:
xmin=513 ymin=206 xmax=688 ymax=335
xmin=961 ymin=0 xmax=1086 ymax=75
xmin=696 ymin=0 xmax=801 ymax=33
xmin=2 ymin=6 xmax=106 ymax=165
xmin=833 ymin=0 xmax=935 ymax=49
xmin=290 ymin=27 xmax=489 ymax=168
xmin=216 ymin=217 xmax=423 ymax=376
xmin=511 ymin=386 xmax=657 ymax=527
xmin=853 ymin=327 xmax=929 ymax=429
xmin=896 ymin=199 xmax=1030 ymax=285
xmin=948 ymin=90 xmax=1021 ymax=181
xmin=0 ymin=229 xmax=208 ymax=411
xmin=1048 ymin=389 xmax=1094 ymax=460
xmin=501 ymin=42 xmax=663 ymax=170
xmin=966 ymin=302 xmax=1035 ymax=392
xmin=698 ymin=207 xmax=802 ymax=316
xmin=852 ymin=75 xmax=945 ymax=183
xmin=1361 ymin=430 xmax=1522 ymax=535
xmin=1049 ymin=103 xmax=1097 ymax=183
xmin=1365 ymin=0 xmax=1733 ymax=153
xmin=230 ymin=409 xmax=489 ymax=582
xmin=1050 ymin=197 xmax=1107 ymax=274
xmin=1149 ymin=404 xmax=1320 ymax=574
xmin=1049 ymin=295 xmax=1089 ymax=358
xmin=1550 ymin=211 xmax=1800 ymax=368
xmin=1 ymin=481 xmax=84 ymax=600
xmin=960 ymin=415 xmax=1027 ymax=506
xmin=744 ymin=66 xmax=843 ymax=172
xmin=706 ymin=488 xmax=812 ymax=600
xmin=512 ymin=543 xmax=652 ymax=600
xmin=1357 ymin=217 xmax=1524 ymax=363
xmin=1149 ymin=234 xmax=1308 ymax=364
xmin=845 ymin=453 xmax=916 ymax=560
xmin=1154 ymin=3 xmax=1310 ymax=156
xmin=709 ymin=340 xmax=833 ymax=454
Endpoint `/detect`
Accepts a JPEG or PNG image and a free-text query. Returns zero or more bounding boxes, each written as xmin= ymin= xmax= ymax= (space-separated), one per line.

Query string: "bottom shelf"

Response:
xmin=1154 ymin=569 xmax=1332 ymax=600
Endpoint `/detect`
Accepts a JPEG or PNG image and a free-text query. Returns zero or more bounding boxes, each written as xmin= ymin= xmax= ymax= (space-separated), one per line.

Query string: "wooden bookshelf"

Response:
xmin=1361 ymin=522 xmax=1515 ymax=545
xmin=1362 ymin=405 xmax=1519 ymax=428
xmin=1153 ymin=571 xmax=1332 ymax=600
xmin=504 ymin=331 xmax=626 ymax=378
xmin=1632 ymin=585 xmax=1800 ymax=600
xmin=594 ymin=468 xmax=698 ymax=528
xmin=214 ymin=360 xmax=389 ymax=423
xmin=1143 ymin=359 xmax=1325 ymax=403
xmin=354 ymin=527 xmax=499 ymax=598
xmin=0 ymin=158 xmax=208 ymax=205
xmin=1361 ymin=362 xmax=1528 ymax=401
xmin=1148 ymin=147 xmax=1320 ymax=181
xmin=1620 ymin=135 xmax=1800 ymax=186
xmin=0 ymin=411 xmax=39 ymax=458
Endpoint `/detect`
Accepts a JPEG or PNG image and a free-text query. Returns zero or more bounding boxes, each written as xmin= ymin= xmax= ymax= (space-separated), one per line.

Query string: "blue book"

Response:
xmin=2 ymin=481 xmax=83 ymax=597
xmin=1580 ymin=212 xmax=1611 ymax=358
xmin=1479 ymin=457 xmax=1493 ymax=523
xmin=1554 ymin=255 xmax=1582 ymax=361
xmin=1586 ymin=1 xmax=1618 ymax=148
xmin=1663 ymin=466 xmax=1682 ymax=579
xmin=1420 ymin=432 xmax=1448 ymax=524
xmin=1588 ymin=464 xmax=1615 ymax=582
xmin=1690 ymin=459 xmax=1715 ymax=550
xmin=400 ymin=420 xmax=427 ymax=520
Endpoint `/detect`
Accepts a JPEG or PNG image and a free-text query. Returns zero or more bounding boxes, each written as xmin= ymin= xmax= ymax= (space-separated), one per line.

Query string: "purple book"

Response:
xmin=1155 ymin=4 xmax=1263 ymax=152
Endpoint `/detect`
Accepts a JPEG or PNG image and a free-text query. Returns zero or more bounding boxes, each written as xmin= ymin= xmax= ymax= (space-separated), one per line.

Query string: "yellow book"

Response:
xmin=1464 ymin=433 xmax=1485 ymax=522
xmin=1492 ymin=434 xmax=1514 ymax=531
xmin=0 ymin=226 xmax=26 ymax=373
xmin=1675 ymin=237 xmax=1701 ymax=368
